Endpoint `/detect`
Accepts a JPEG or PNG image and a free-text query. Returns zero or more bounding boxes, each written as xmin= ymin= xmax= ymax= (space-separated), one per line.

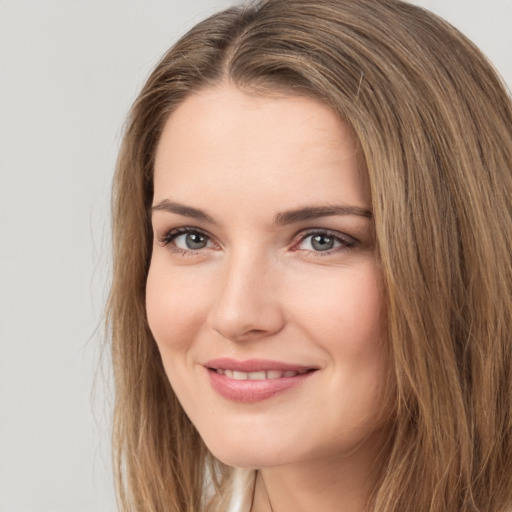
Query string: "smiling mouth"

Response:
xmin=204 ymin=358 xmax=319 ymax=402
xmin=212 ymin=368 xmax=312 ymax=380
xmin=206 ymin=363 xmax=318 ymax=402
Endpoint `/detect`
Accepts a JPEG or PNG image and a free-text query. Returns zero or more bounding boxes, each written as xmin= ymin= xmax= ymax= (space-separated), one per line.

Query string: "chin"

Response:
xmin=211 ymin=449 xmax=288 ymax=470
xmin=202 ymin=432 xmax=294 ymax=469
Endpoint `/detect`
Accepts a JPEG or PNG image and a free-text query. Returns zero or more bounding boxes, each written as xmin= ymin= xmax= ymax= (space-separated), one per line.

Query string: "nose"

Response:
xmin=207 ymin=252 xmax=286 ymax=342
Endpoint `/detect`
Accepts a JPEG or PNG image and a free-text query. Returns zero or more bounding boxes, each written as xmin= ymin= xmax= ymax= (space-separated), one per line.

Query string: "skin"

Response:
xmin=146 ymin=84 xmax=392 ymax=511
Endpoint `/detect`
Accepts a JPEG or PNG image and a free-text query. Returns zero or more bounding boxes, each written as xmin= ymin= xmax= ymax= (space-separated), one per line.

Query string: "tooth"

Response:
xmin=221 ymin=369 xmax=303 ymax=380
xmin=248 ymin=371 xmax=266 ymax=380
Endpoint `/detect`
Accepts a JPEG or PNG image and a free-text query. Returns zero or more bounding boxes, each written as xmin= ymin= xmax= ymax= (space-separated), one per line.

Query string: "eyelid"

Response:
xmin=158 ymin=226 xmax=218 ymax=250
xmin=291 ymin=228 xmax=358 ymax=253
xmin=157 ymin=225 xmax=359 ymax=257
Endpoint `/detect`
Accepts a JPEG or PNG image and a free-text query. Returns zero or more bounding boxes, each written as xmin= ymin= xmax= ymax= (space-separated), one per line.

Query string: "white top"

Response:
xmin=227 ymin=468 xmax=256 ymax=512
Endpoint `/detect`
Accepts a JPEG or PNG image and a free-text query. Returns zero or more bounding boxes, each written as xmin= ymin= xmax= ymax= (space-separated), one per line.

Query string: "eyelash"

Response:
xmin=158 ymin=227 xmax=216 ymax=257
xmin=158 ymin=226 xmax=357 ymax=257
xmin=291 ymin=228 xmax=357 ymax=256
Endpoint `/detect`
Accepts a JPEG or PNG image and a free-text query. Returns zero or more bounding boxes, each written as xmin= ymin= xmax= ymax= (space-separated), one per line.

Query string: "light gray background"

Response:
xmin=1 ymin=1 xmax=510 ymax=511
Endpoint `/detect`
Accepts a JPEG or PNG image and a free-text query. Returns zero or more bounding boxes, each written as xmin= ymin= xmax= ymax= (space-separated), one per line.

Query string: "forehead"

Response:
xmin=153 ymin=84 xmax=369 ymax=211
xmin=156 ymin=85 xmax=356 ymax=159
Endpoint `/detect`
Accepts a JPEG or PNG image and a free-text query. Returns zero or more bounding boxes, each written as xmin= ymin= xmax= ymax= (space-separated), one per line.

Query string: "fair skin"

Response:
xmin=146 ymin=84 xmax=391 ymax=511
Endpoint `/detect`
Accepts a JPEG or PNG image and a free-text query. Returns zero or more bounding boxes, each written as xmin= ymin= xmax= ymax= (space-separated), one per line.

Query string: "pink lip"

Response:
xmin=204 ymin=358 xmax=318 ymax=403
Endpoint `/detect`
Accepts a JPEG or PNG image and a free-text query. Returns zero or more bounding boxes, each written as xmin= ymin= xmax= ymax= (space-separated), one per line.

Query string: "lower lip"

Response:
xmin=207 ymin=368 xmax=315 ymax=403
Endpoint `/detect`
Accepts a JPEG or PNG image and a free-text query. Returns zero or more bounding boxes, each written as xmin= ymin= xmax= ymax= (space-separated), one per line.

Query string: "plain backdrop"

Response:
xmin=0 ymin=1 xmax=511 ymax=511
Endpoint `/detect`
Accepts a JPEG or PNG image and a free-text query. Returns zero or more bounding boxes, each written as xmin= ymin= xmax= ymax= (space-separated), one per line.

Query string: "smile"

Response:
xmin=204 ymin=358 xmax=318 ymax=402
xmin=214 ymin=369 xmax=309 ymax=380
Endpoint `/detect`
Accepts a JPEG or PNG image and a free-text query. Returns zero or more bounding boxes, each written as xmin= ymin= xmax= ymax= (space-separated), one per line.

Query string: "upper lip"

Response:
xmin=204 ymin=358 xmax=318 ymax=373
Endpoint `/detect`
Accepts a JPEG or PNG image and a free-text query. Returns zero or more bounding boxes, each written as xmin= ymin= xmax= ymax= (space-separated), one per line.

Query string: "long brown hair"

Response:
xmin=107 ymin=1 xmax=512 ymax=510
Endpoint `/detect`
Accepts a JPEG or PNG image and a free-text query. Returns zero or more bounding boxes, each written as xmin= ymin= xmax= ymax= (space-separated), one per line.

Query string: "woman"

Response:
xmin=107 ymin=0 xmax=512 ymax=510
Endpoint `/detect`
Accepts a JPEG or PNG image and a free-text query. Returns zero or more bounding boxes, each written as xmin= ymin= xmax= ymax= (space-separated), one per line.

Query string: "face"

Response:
xmin=147 ymin=85 xmax=390 ymax=470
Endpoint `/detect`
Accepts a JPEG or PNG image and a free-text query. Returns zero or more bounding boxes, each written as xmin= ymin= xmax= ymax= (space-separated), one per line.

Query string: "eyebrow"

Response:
xmin=274 ymin=205 xmax=372 ymax=226
xmin=151 ymin=199 xmax=215 ymax=223
xmin=151 ymin=199 xmax=372 ymax=225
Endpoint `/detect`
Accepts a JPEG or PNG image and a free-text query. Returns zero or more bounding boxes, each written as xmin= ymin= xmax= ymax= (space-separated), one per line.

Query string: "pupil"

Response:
xmin=312 ymin=235 xmax=334 ymax=251
xmin=186 ymin=233 xmax=207 ymax=249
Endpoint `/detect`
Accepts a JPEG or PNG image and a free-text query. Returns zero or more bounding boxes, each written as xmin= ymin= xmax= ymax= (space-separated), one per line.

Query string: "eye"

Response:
xmin=159 ymin=227 xmax=216 ymax=253
xmin=294 ymin=230 xmax=356 ymax=254
xmin=175 ymin=231 xmax=210 ymax=250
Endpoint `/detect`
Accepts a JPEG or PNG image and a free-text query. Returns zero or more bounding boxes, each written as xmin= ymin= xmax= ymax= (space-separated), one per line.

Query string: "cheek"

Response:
xmin=287 ymin=260 xmax=383 ymax=350
xmin=145 ymin=261 xmax=209 ymax=354
xmin=287 ymin=261 xmax=388 ymax=406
